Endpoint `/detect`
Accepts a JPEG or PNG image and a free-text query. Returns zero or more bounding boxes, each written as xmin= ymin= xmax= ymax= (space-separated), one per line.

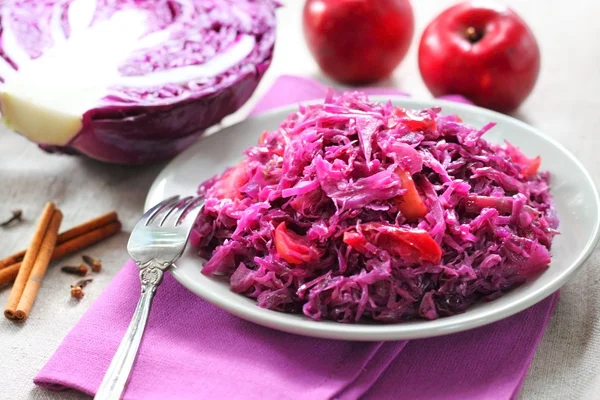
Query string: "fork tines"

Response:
xmin=144 ymin=195 xmax=204 ymax=227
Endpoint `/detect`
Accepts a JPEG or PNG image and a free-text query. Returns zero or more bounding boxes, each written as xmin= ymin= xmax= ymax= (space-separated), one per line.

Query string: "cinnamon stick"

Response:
xmin=4 ymin=202 xmax=56 ymax=319
xmin=14 ymin=210 xmax=63 ymax=321
xmin=0 ymin=221 xmax=121 ymax=286
xmin=55 ymin=211 xmax=118 ymax=243
xmin=0 ymin=264 xmax=19 ymax=286
xmin=0 ymin=211 xmax=118 ymax=270
xmin=0 ymin=252 xmax=23 ymax=270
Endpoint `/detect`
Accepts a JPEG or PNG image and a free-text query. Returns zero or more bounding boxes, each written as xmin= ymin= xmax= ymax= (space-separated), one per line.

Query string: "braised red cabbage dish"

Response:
xmin=191 ymin=92 xmax=558 ymax=323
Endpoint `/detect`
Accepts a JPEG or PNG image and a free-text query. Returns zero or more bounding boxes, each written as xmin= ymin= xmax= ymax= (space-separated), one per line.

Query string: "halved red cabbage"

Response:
xmin=0 ymin=0 xmax=277 ymax=164
xmin=191 ymin=92 xmax=559 ymax=323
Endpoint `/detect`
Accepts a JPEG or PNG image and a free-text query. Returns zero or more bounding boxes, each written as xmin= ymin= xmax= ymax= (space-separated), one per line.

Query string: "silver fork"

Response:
xmin=94 ymin=195 xmax=204 ymax=400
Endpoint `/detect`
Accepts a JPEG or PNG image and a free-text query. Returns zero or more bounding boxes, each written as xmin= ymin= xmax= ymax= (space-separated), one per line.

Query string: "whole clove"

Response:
xmin=82 ymin=255 xmax=102 ymax=273
xmin=70 ymin=278 xmax=93 ymax=300
xmin=0 ymin=209 xmax=23 ymax=228
xmin=70 ymin=286 xmax=84 ymax=300
xmin=61 ymin=264 xmax=89 ymax=276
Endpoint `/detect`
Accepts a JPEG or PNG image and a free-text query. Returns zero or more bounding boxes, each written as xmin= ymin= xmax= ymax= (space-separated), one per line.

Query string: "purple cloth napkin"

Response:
xmin=35 ymin=75 xmax=558 ymax=400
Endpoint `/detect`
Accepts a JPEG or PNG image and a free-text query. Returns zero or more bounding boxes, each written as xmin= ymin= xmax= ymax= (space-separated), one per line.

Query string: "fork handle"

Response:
xmin=94 ymin=262 xmax=167 ymax=400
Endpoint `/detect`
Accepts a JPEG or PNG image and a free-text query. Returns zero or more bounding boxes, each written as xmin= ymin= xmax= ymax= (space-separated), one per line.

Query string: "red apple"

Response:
xmin=418 ymin=1 xmax=540 ymax=113
xmin=303 ymin=0 xmax=414 ymax=84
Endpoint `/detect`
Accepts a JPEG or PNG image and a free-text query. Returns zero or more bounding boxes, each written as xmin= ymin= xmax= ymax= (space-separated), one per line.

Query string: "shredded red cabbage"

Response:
xmin=191 ymin=91 xmax=559 ymax=323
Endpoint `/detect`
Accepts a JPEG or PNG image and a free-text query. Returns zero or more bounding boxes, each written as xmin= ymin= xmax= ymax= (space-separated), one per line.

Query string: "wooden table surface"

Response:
xmin=1 ymin=1 xmax=598 ymax=398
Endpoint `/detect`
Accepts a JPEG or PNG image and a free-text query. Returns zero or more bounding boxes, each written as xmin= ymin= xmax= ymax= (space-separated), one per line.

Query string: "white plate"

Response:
xmin=146 ymin=96 xmax=600 ymax=341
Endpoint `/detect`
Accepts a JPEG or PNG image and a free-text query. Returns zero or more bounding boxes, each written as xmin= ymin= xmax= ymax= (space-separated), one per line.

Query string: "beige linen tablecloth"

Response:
xmin=0 ymin=1 xmax=598 ymax=398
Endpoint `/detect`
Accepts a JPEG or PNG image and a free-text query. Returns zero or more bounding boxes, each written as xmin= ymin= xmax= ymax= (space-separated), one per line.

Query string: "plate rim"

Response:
xmin=146 ymin=96 xmax=600 ymax=341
